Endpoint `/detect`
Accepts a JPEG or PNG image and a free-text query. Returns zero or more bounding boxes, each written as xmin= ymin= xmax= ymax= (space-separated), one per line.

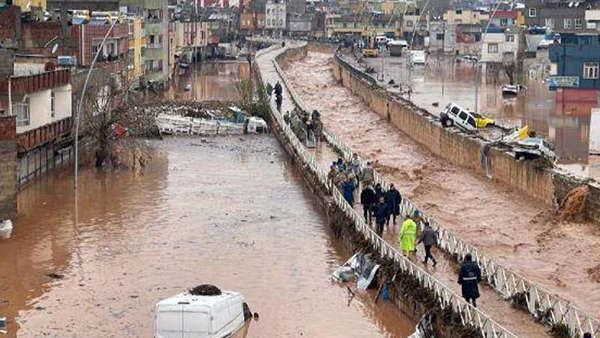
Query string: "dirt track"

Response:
xmin=284 ymin=51 xmax=600 ymax=320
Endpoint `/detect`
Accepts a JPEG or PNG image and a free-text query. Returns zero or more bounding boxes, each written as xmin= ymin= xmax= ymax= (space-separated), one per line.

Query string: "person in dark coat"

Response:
xmin=458 ymin=253 xmax=481 ymax=307
xmin=374 ymin=183 xmax=385 ymax=202
xmin=342 ymin=177 xmax=356 ymax=207
xmin=374 ymin=196 xmax=388 ymax=236
xmin=266 ymin=83 xmax=273 ymax=97
xmin=417 ymin=221 xmax=437 ymax=267
xmin=384 ymin=184 xmax=401 ymax=226
xmin=336 ymin=158 xmax=346 ymax=172
xmin=360 ymin=184 xmax=376 ymax=224
xmin=274 ymin=81 xmax=282 ymax=97
xmin=275 ymin=94 xmax=282 ymax=112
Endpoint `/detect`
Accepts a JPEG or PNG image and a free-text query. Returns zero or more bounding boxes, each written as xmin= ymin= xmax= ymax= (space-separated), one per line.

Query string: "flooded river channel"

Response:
xmin=0 ymin=136 xmax=414 ymax=337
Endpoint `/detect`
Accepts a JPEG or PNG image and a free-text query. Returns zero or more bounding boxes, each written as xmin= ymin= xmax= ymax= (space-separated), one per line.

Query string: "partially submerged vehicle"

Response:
xmin=155 ymin=286 xmax=251 ymax=338
xmin=501 ymin=84 xmax=526 ymax=96
xmin=409 ymin=50 xmax=426 ymax=65
xmin=439 ymin=102 xmax=495 ymax=132
xmin=512 ymin=137 xmax=557 ymax=161
xmin=332 ymin=251 xmax=380 ymax=290
xmin=388 ymin=40 xmax=408 ymax=56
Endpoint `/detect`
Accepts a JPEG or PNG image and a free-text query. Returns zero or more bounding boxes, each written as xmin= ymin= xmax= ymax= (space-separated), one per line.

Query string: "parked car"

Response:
xmin=409 ymin=50 xmax=426 ymax=65
xmin=439 ymin=102 xmax=495 ymax=131
xmin=513 ymin=137 xmax=557 ymax=161
xmin=155 ymin=289 xmax=248 ymax=338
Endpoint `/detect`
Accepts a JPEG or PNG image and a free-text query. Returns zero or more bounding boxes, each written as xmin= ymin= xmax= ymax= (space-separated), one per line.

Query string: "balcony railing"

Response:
xmin=17 ymin=117 xmax=72 ymax=153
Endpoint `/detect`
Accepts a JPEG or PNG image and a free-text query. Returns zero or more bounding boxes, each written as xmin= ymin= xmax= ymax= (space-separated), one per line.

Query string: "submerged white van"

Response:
xmin=155 ymin=291 xmax=247 ymax=338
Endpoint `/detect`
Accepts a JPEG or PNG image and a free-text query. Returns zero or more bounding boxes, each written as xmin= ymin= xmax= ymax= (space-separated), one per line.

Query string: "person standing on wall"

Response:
xmin=374 ymin=196 xmax=388 ymax=236
xmin=417 ymin=221 xmax=437 ymax=267
xmin=398 ymin=215 xmax=417 ymax=259
xmin=458 ymin=253 xmax=482 ymax=307
xmin=360 ymin=184 xmax=376 ymax=224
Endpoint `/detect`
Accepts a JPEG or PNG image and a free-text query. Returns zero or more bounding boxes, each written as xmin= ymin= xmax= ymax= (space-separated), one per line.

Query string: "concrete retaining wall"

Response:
xmin=263 ymin=46 xmax=487 ymax=338
xmin=332 ymin=56 xmax=557 ymax=205
xmin=329 ymin=51 xmax=600 ymax=223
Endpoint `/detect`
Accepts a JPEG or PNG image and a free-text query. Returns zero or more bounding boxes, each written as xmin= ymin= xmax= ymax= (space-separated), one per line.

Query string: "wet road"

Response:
xmin=0 ymin=136 xmax=415 ymax=337
xmin=284 ymin=51 xmax=600 ymax=325
xmin=165 ymin=61 xmax=251 ymax=102
xmin=357 ymin=52 xmax=600 ymax=178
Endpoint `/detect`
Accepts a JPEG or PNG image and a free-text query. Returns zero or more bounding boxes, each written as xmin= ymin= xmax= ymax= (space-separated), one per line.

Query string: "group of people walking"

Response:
xmin=327 ymin=154 xmax=485 ymax=307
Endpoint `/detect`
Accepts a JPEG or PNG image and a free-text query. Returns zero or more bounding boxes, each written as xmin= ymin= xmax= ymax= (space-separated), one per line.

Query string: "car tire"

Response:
xmin=443 ymin=118 xmax=453 ymax=128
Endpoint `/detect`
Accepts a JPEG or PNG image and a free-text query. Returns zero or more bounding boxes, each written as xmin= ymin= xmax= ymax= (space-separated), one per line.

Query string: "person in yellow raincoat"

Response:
xmin=399 ymin=216 xmax=418 ymax=258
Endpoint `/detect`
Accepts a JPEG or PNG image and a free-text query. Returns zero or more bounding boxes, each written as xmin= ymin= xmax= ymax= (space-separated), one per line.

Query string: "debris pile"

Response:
xmin=189 ymin=284 xmax=222 ymax=296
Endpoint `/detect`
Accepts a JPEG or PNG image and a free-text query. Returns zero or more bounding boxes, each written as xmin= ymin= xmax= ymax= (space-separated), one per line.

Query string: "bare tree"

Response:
xmin=75 ymin=67 xmax=159 ymax=168
xmin=502 ymin=60 xmax=516 ymax=85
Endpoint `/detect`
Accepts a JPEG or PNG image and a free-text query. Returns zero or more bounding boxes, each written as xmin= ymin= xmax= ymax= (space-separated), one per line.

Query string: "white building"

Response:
xmin=266 ymin=0 xmax=286 ymax=31
xmin=10 ymin=64 xmax=72 ymax=134
xmin=480 ymin=27 xmax=519 ymax=66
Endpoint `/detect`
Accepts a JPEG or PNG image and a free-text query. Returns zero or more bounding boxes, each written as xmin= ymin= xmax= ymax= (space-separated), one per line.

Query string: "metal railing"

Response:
xmin=258 ymin=45 xmax=519 ymax=338
xmin=273 ymin=44 xmax=600 ymax=338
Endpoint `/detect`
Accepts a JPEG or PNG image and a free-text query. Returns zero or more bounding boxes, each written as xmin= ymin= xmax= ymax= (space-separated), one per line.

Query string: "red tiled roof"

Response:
xmin=491 ymin=10 xmax=518 ymax=19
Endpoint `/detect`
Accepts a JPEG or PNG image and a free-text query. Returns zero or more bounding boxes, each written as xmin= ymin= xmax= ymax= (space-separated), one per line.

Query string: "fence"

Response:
xmin=258 ymin=45 xmax=519 ymax=338
xmin=273 ymin=44 xmax=600 ymax=337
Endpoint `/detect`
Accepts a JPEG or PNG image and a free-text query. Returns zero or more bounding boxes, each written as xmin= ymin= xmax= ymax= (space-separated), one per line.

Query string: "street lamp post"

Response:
xmin=73 ymin=17 xmax=121 ymax=189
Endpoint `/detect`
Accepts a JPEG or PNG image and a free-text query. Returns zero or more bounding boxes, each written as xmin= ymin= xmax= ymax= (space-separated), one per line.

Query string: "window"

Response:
xmin=458 ymin=111 xmax=468 ymax=121
xmin=467 ymin=116 xmax=476 ymax=127
xmin=456 ymin=9 xmax=462 ymax=14
xmin=564 ymin=18 xmax=572 ymax=29
xmin=528 ymin=8 xmax=536 ymax=17
xmin=14 ymin=98 xmax=30 ymax=127
xmin=436 ymin=33 xmax=444 ymax=40
xmin=158 ymin=35 xmax=163 ymax=45
xmin=488 ymin=43 xmax=499 ymax=53
xmin=158 ymin=60 xmax=163 ymax=71
xmin=51 ymin=90 xmax=55 ymax=118
xmin=583 ymin=62 xmax=599 ymax=79
xmin=575 ymin=18 xmax=583 ymax=29
xmin=506 ymin=34 xmax=514 ymax=42
xmin=545 ymin=18 xmax=554 ymax=29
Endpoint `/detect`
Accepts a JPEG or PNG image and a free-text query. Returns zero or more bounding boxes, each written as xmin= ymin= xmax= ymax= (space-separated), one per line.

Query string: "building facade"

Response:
xmin=265 ymin=0 xmax=286 ymax=32
xmin=525 ymin=0 xmax=599 ymax=33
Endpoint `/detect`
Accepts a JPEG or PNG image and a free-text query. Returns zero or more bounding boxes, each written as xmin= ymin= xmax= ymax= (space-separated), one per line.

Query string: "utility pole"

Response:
xmin=74 ymin=16 xmax=122 ymax=189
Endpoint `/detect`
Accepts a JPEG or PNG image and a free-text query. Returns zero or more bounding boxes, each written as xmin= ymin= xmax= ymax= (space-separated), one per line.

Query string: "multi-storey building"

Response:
xmin=525 ymin=0 xmax=599 ymax=33
xmin=265 ymin=0 xmax=286 ymax=33
xmin=121 ymin=0 xmax=170 ymax=85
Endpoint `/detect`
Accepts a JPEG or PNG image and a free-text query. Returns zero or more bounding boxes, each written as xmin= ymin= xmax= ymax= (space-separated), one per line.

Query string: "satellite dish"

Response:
xmin=51 ymin=43 xmax=58 ymax=54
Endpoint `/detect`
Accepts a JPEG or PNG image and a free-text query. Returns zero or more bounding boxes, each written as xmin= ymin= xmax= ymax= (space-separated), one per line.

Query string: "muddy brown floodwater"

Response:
xmin=284 ymin=51 xmax=600 ymax=322
xmin=0 ymin=136 xmax=415 ymax=337
xmin=164 ymin=61 xmax=251 ymax=102
xmin=361 ymin=53 xmax=600 ymax=178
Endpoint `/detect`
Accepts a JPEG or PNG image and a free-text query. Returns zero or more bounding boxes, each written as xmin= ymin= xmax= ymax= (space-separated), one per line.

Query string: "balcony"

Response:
xmin=0 ymin=69 xmax=71 ymax=96
xmin=17 ymin=117 xmax=73 ymax=153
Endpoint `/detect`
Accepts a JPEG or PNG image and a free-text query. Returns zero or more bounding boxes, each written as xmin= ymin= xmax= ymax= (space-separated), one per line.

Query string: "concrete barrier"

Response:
xmin=258 ymin=43 xmax=519 ymax=338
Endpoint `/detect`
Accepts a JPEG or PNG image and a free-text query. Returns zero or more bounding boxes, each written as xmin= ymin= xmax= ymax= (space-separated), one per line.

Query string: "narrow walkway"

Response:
xmin=257 ymin=45 xmax=551 ymax=337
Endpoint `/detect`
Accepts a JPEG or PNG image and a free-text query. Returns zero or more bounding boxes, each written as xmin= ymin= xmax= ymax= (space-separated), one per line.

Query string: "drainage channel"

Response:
xmin=256 ymin=42 xmax=521 ymax=338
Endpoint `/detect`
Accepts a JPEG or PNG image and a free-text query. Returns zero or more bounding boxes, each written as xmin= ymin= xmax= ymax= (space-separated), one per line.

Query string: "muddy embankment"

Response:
xmin=331 ymin=52 xmax=600 ymax=224
xmin=258 ymin=45 xmax=490 ymax=338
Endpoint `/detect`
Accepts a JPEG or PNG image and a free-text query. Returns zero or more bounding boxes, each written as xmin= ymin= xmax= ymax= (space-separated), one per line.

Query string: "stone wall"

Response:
xmin=0 ymin=116 xmax=17 ymax=221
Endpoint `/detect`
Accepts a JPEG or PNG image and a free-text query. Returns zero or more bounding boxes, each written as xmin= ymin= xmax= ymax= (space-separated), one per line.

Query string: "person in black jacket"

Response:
xmin=274 ymin=81 xmax=282 ymax=97
xmin=374 ymin=183 xmax=385 ymax=202
xmin=360 ymin=185 xmax=376 ymax=224
xmin=385 ymin=184 xmax=401 ymax=226
xmin=374 ymin=196 xmax=388 ymax=236
xmin=458 ymin=253 xmax=482 ymax=307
